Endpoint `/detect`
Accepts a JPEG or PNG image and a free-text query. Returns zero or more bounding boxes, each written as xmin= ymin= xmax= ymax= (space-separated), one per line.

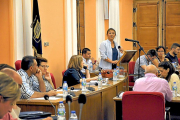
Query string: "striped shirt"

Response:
xmin=17 ymin=69 xmax=36 ymax=99
xmin=33 ymin=75 xmax=53 ymax=92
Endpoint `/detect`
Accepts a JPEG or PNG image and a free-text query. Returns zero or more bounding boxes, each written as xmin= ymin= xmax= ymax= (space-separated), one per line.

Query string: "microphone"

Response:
xmin=118 ymin=46 xmax=121 ymax=49
xmin=83 ymin=66 xmax=87 ymax=69
xmin=78 ymin=94 xmax=86 ymax=120
xmin=66 ymin=95 xmax=72 ymax=119
xmin=44 ymin=95 xmax=57 ymax=120
xmin=125 ymin=38 xmax=139 ymax=43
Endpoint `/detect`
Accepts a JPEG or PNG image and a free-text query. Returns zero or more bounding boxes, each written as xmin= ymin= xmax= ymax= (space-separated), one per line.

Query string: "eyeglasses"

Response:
xmin=40 ymin=65 xmax=49 ymax=68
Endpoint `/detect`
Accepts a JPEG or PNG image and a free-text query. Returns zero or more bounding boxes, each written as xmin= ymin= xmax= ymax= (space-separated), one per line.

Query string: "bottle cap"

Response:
xmin=82 ymin=77 xmax=85 ymax=78
xmin=71 ymin=111 xmax=76 ymax=113
xmin=174 ymin=82 xmax=176 ymax=84
xmin=59 ymin=101 xmax=63 ymax=103
xmin=99 ymin=73 xmax=101 ymax=74
xmin=64 ymin=81 xmax=67 ymax=83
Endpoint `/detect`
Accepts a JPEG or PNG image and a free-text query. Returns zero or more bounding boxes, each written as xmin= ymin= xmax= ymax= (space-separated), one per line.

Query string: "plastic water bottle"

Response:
xmin=98 ymin=73 xmax=102 ymax=88
xmin=172 ymin=62 xmax=177 ymax=70
xmin=63 ymin=81 xmax=68 ymax=98
xmin=82 ymin=77 xmax=86 ymax=91
xmin=116 ymin=67 xmax=119 ymax=79
xmin=58 ymin=101 xmax=66 ymax=120
xmin=172 ymin=82 xmax=177 ymax=97
xmin=113 ymin=69 xmax=117 ymax=80
xmin=89 ymin=62 xmax=93 ymax=72
xmin=69 ymin=111 xmax=78 ymax=120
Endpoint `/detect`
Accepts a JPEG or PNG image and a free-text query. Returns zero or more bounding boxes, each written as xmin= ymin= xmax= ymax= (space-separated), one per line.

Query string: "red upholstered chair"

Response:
xmin=15 ymin=60 xmax=57 ymax=89
xmin=128 ymin=61 xmax=135 ymax=89
xmin=50 ymin=73 xmax=56 ymax=89
xmin=178 ymin=58 xmax=180 ymax=65
xmin=15 ymin=60 xmax=22 ymax=70
xmin=122 ymin=91 xmax=165 ymax=120
xmin=62 ymin=70 xmax=66 ymax=76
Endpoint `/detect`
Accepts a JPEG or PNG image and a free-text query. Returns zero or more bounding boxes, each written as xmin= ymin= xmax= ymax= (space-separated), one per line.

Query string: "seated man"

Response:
xmin=134 ymin=49 xmax=158 ymax=81
xmin=81 ymin=48 xmax=97 ymax=73
xmin=133 ymin=65 xmax=172 ymax=102
xmin=17 ymin=56 xmax=57 ymax=99
xmin=165 ymin=43 xmax=180 ymax=66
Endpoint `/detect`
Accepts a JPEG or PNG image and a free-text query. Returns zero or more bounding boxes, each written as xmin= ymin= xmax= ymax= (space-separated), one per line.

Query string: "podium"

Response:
xmin=117 ymin=50 xmax=137 ymax=91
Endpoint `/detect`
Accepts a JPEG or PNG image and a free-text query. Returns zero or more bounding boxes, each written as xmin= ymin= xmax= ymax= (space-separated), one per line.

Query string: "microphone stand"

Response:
xmin=136 ymin=42 xmax=155 ymax=78
xmin=47 ymin=99 xmax=57 ymax=120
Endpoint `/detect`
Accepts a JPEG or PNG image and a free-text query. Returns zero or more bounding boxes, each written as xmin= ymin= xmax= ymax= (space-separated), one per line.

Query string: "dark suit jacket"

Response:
xmin=63 ymin=68 xmax=85 ymax=87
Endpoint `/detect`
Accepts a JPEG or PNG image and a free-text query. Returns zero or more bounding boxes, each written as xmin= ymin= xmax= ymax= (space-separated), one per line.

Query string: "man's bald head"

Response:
xmin=145 ymin=65 xmax=158 ymax=75
xmin=1 ymin=68 xmax=22 ymax=85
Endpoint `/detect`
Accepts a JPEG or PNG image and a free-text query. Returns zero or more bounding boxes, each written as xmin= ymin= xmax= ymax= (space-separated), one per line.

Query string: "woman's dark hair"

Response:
xmin=158 ymin=61 xmax=175 ymax=81
xmin=156 ymin=46 xmax=166 ymax=54
xmin=107 ymin=28 xmax=116 ymax=35
xmin=21 ymin=56 xmax=36 ymax=70
xmin=36 ymin=57 xmax=48 ymax=67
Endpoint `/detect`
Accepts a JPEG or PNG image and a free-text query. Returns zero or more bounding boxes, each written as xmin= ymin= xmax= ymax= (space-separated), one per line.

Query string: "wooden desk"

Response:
xmin=17 ymin=78 xmax=128 ymax=120
xmin=166 ymin=96 xmax=180 ymax=116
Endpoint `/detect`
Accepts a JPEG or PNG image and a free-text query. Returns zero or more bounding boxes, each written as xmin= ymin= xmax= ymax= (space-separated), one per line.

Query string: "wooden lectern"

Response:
xmin=117 ymin=50 xmax=137 ymax=91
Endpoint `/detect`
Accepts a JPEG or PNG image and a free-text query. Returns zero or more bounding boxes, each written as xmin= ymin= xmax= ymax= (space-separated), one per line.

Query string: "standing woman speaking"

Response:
xmin=99 ymin=28 xmax=123 ymax=70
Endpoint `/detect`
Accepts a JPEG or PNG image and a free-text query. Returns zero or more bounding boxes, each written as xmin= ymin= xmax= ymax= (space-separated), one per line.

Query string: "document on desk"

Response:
xmin=56 ymin=89 xmax=63 ymax=92
xmin=29 ymin=96 xmax=60 ymax=100
xmin=56 ymin=89 xmax=80 ymax=92
xmin=87 ymin=81 xmax=98 ymax=85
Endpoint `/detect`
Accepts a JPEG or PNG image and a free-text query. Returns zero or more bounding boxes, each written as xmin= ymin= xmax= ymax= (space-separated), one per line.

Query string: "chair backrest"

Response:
xmin=128 ymin=61 xmax=135 ymax=82
xmin=50 ymin=73 xmax=56 ymax=89
xmin=62 ymin=70 xmax=66 ymax=76
xmin=122 ymin=91 xmax=165 ymax=120
xmin=15 ymin=60 xmax=22 ymax=70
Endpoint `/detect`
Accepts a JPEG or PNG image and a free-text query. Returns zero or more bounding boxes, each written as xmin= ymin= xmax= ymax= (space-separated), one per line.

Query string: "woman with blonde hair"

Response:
xmin=63 ymin=55 xmax=97 ymax=87
xmin=0 ymin=72 xmax=21 ymax=119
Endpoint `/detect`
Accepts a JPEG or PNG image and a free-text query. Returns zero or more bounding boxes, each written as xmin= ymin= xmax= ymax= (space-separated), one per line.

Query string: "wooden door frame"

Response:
xmin=164 ymin=0 xmax=180 ymax=51
xmin=133 ymin=0 xmax=162 ymax=60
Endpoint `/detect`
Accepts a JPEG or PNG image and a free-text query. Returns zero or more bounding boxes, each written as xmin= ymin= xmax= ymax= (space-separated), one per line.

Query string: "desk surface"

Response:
xmin=17 ymin=80 xmax=125 ymax=104
xmin=17 ymin=78 xmax=128 ymax=120
xmin=113 ymin=96 xmax=180 ymax=102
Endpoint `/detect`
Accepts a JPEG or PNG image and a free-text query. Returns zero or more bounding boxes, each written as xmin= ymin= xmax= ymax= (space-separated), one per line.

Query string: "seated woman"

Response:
xmin=156 ymin=46 xmax=169 ymax=62
xmin=0 ymin=72 xmax=20 ymax=119
xmin=63 ymin=55 xmax=97 ymax=87
xmin=36 ymin=57 xmax=54 ymax=92
xmin=158 ymin=61 xmax=180 ymax=93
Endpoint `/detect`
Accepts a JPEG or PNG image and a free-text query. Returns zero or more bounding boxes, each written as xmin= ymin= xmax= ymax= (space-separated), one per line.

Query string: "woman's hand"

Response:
xmin=112 ymin=60 xmax=118 ymax=64
xmin=44 ymin=72 xmax=52 ymax=82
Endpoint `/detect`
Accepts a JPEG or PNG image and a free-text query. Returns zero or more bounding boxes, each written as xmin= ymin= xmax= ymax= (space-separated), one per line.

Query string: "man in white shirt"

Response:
xmin=81 ymin=48 xmax=97 ymax=73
